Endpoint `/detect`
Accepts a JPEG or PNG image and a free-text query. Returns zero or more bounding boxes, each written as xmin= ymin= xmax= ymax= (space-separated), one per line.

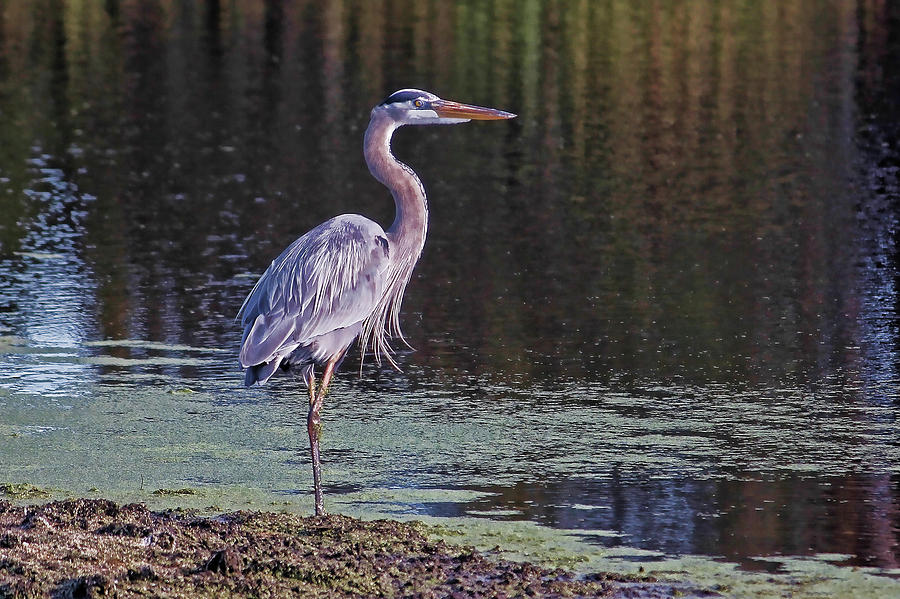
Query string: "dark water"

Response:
xmin=0 ymin=0 xmax=898 ymax=581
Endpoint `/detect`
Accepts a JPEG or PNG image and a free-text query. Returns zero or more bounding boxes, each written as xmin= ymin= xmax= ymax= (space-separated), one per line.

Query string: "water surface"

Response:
xmin=0 ymin=0 xmax=898 ymax=592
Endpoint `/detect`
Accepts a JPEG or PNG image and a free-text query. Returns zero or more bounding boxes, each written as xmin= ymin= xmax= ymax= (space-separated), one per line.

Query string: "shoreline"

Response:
xmin=0 ymin=497 xmax=677 ymax=599
xmin=2 ymin=493 xmax=897 ymax=598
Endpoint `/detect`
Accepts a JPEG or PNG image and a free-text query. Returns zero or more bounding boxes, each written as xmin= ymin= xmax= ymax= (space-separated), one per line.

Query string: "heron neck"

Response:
xmin=363 ymin=112 xmax=428 ymax=253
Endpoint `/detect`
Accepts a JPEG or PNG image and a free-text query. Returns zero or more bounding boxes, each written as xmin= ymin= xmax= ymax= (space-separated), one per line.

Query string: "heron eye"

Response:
xmin=414 ymin=100 xmax=424 ymax=108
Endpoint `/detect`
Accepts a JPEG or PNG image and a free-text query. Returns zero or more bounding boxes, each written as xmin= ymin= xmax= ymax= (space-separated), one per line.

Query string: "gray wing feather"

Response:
xmin=238 ymin=214 xmax=390 ymax=369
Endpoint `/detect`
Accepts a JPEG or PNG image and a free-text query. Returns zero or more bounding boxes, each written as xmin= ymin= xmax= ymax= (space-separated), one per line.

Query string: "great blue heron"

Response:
xmin=237 ymin=89 xmax=515 ymax=515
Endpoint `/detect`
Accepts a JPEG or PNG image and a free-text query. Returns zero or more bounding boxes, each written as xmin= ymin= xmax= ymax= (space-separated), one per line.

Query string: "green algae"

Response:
xmin=83 ymin=339 xmax=230 ymax=353
xmin=166 ymin=387 xmax=197 ymax=394
xmin=0 ymin=483 xmax=52 ymax=499
xmin=2 ymin=338 xmax=899 ymax=598
xmin=12 ymin=251 xmax=66 ymax=260
xmin=412 ymin=514 xmax=900 ymax=599
xmin=0 ymin=483 xmax=897 ymax=598
xmin=151 ymin=488 xmax=200 ymax=497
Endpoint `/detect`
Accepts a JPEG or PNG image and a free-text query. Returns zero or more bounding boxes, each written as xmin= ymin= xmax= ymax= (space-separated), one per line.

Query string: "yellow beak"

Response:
xmin=432 ymin=99 xmax=516 ymax=120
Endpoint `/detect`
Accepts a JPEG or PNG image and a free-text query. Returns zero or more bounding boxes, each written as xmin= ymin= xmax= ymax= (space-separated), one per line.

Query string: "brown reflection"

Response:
xmin=321 ymin=0 xmax=344 ymax=129
xmin=0 ymin=0 xmax=880 ymax=381
xmin=355 ymin=0 xmax=385 ymax=98
xmin=0 ymin=1 xmax=889 ymax=380
xmin=451 ymin=474 xmax=899 ymax=569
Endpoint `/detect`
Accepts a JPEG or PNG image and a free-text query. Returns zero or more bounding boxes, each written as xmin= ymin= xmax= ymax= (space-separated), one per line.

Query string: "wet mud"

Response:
xmin=0 ymin=499 xmax=677 ymax=598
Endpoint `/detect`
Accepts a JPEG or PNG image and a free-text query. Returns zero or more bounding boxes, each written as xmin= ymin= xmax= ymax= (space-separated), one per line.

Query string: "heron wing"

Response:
xmin=237 ymin=215 xmax=390 ymax=368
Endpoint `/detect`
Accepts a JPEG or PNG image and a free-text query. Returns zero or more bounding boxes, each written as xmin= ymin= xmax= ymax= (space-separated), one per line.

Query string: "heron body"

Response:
xmin=238 ymin=89 xmax=515 ymax=515
xmin=238 ymin=214 xmax=391 ymax=387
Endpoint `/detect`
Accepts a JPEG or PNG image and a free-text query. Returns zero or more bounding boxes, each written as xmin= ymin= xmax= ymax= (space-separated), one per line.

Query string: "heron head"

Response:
xmin=375 ymin=89 xmax=516 ymax=126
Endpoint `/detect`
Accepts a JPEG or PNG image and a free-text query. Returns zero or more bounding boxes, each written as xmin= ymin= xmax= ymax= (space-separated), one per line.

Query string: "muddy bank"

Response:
xmin=0 ymin=498 xmax=681 ymax=598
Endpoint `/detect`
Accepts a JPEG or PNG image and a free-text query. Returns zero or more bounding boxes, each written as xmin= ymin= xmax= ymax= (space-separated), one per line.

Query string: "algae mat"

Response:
xmin=0 ymin=498 xmax=670 ymax=599
xmin=1 ymin=497 xmax=897 ymax=599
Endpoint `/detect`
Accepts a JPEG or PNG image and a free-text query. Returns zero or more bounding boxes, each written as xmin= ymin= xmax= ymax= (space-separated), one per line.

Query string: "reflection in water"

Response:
xmin=0 ymin=0 xmax=898 ymax=575
xmin=442 ymin=474 xmax=900 ymax=571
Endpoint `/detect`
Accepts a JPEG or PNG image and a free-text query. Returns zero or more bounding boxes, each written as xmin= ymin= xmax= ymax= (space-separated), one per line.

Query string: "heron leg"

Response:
xmin=306 ymin=370 xmax=325 ymax=516
xmin=307 ymin=370 xmax=316 ymax=405
xmin=306 ymin=354 xmax=342 ymax=517
xmin=317 ymin=356 xmax=339 ymax=397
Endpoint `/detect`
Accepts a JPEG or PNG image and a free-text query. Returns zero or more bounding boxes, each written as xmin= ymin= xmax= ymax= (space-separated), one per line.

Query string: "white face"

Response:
xmin=378 ymin=89 xmax=470 ymax=126
xmin=405 ymin=108 xmax=469 ymax=125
